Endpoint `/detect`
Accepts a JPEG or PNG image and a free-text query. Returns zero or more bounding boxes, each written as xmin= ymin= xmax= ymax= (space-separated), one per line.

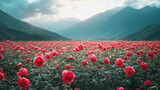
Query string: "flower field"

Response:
xmin=0 ymin=40 xmax=160 ymax=90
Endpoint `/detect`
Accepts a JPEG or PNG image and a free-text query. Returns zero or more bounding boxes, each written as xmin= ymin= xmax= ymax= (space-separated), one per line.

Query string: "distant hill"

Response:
xmin=120 ymin=23 xmax=160 ymax=40
xmin=58 ymin=6 xmax=160 ymax=40
xmin=0 ymin=9 xmax=68 ymax=41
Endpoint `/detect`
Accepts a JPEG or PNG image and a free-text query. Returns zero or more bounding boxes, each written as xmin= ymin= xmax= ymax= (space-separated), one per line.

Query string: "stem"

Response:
xmin=64 ymin=84 xmax=67 ymax=90
xmin=38 ymin=67 xmax=41 ymax=76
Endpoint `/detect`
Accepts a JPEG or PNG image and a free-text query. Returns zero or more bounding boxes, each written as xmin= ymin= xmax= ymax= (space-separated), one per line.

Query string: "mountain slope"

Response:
xmin=58 ymin=7 xmax=122 ymax=40
xmin=0 ymin=22 xmax=47 ymax=41
xmin=58 ymin=6 xmax=160 ymax=40
xmin=120 ymin=23 xmax=160 ymax=40
xmin=0 ymin=9 xmax=68 ymax=40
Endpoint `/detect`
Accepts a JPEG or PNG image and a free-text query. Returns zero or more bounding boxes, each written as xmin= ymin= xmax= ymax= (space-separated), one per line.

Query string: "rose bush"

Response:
xmin=0 ymin=40 xmax=159 ymax=89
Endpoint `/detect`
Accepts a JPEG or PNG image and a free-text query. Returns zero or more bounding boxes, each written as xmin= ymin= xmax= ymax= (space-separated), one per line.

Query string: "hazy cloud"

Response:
xmin=1 ymin=0 xmax=160 ymax=20
xmin=0 ymin=0 xmax=57 ymax=19
xmin=125 ymin=0 xmax=160 ymax=8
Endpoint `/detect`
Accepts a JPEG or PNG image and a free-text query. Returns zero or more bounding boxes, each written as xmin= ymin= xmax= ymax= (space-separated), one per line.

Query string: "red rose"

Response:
xmin=136 ymin=50 xmax=143 ymax=56
xmin=16 ymin=50 xmax=21 ymax=53
xmin=106 ymin=74 xmax=109 ymax=78
xmin=103 ymin=58 xmax=110 ymax=64
xmin=52 ymin=50 xmax=59 ymax=56
xmin=123 ymin=56 xmax=127 ymax=60
xmin=96 ymin=65 xmax=100 ymax=68
xmin=17 ymin=68 xmax=29 ymax=77
xmin=66 ymin=64 xmax=71 ymax=69
xmin=42 ymin=48 xmax=47 ymax=52
xmin=74 ymin=88 xmax=80 ymax=90
xmin=56 ymin=64 xmax=60 ymax=67
xmin=82 ymin=60 xmax=88 ymax=65
xmin=68 ymin=55 xmax=74 ymax=60
xmin=126 ymin=51 xmax=132 ymax=56
xmin=25 ymin=58 xmax=31 ymax=62
xmin=43 ymin=64 xmax=46 ymax=67
xmin=62 ymin=70 xmax=75 ymax=84
xmin=136 ymin=51 xmax=141 ymax=55
xmin=0 ymin=68 xmax=3 ymax=72
xmin=74 ymin=47 xmax=79 ymax=51
xmin=100 ymin=52 xmax=104 ymax=55
xmin=85 ymin=52 xmax=89 ymax=56
xmin=140 ymin=62 xmax=147 ymax=70
xmin=97 ymin=43 xmax=103 ymax=49
xmin=115 ymin=58 xmax=123 ymax=68
xmin=136 ymin=59 xmax=141 ymax=63
xmin=78 ymin=44 xmax=84 ymax=50
xmin=0 ymin=73 xmax=4 ymax=80
xmin=144 ymin=80 xmax=153 ymax=86
xmin=0 ymin=54 xmax=3 ymax=59
xmin=6 ymin=40 xmax=10 ymax=42
xmin=89 ymin=54 xmax=97 ymax=63
xmin=124 ymin=66 xmax=135 ymax=76
xmin=147 ymin=51 xmax=154 ymax=57
xmin=45 ymin=52 xmax=51 ymax=59
xmin=33 ymin=56 xmax=45 ymax=67
xmin=139 ymin=50 xmax=143 ymax=53
xmin=117 ymin=87 xmax=124 ymax=90
xmin=3 ymin=73 xmax=6 ymax=76
xmin=15 ymin=77 xmax=30 ymax=89
xmin=17 ymin=63 xmax=22 ymax=67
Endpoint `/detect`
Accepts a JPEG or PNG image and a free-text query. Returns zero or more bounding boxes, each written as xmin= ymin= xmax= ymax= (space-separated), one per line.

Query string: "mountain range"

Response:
xmin=120 ymin=22 xmax=160 ymax=40
xmin=0 ymin=9 xmax=68 ymax=41
xmin=58 ymin=6 xmax=160 ymax=40
xmin=0 ymin=6 xmax=160 ymax=41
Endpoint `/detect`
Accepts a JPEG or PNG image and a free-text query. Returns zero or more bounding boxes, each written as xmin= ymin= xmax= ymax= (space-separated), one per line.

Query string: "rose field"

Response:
xmin=0 ymin=40 xmax=160 ymax=90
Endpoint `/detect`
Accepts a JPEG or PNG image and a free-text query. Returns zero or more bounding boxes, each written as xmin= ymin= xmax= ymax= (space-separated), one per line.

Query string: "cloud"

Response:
xmin=0 ymin=0 xmax=57 ymax=19
xmin=1 ymin=0 xmax=160 ymax=20
xmin=24 ymin=0 xmax=126 ymax=21
xmin=125 ymin=0 xmax=160 ymax=8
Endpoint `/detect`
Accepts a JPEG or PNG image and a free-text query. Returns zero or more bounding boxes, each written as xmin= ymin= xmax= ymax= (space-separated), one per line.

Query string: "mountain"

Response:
xmin=58 ymin=7 xmax=122 ymax=40
xmin=0 ymin=9 xmax=68 ymax=40
xmin=0 ymin=22 xmax=47 ymax=41
xmin=58 ymin=6 xmax=160 ymax=40
xmin=120 ymin=23 xmax=160 ymax=40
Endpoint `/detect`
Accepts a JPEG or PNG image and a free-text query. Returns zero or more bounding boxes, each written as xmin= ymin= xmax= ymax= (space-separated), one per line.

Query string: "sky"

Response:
xmin=0 ymin=0 xmax=160 ymax=31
